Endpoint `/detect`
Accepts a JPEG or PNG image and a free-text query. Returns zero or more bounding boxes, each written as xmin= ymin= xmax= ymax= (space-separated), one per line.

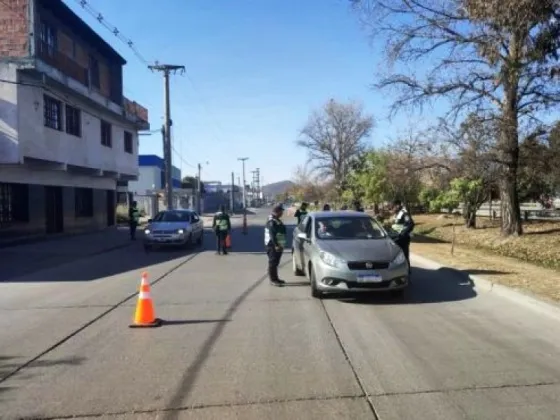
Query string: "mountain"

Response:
xmin=261 ymin=180 xmax=295 ymax=198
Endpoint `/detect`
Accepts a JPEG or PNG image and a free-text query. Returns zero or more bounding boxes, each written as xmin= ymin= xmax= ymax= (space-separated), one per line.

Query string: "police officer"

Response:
xmin=294 ymin=202 xmax=308 ymax=224
xmin=265 ymin=204 xmax=287 ymax=286
xmin=391 ymin=200 xmax=415 ymax=271
xmin=353 ymin=200 xmax=364 ymax=212
xmin=128 ymin=201 xmax=141 ymax=240
xmin=323 ymin=203 xmax=331 ymax=211
xmin=212 ymin=205 xmax=231 ymax=255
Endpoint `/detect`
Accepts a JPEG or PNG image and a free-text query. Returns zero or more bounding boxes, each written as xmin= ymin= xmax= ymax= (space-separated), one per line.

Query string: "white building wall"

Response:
xmin=0 ymin=164 xmax=116 ymax=189
xmin=128 ymin=166 xmax=161 ymax=194
xmin=1 ymin=64 xmax=140 ymax=178
xmin=16 ymin=73 xmax=139 ymax=176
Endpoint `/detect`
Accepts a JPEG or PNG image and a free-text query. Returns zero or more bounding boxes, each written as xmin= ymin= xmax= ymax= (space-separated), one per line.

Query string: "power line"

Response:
xmin=71 ymin=0 xmax=154 ymax=66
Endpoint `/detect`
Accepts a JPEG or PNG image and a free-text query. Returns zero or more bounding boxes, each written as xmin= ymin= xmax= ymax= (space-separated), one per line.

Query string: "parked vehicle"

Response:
xmin=292 ymin=211 xmax=409 ymax=298
xmin=143 ymin=209 xmax=204 ymax=251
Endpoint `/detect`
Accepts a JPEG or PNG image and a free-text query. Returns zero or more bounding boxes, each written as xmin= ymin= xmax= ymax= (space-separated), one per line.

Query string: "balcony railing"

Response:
xmin=37 ymin=41 xmax=89 ymax=87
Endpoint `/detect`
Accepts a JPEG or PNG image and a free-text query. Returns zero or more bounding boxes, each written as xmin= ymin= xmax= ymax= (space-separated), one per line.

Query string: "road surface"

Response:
xmin=1 ymin=209 xmax=559 ymax=419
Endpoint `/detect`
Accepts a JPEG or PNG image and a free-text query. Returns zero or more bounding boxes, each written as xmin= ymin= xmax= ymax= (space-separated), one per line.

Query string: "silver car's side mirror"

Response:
xmin=297 ymin=232 xmax=308 ymax=241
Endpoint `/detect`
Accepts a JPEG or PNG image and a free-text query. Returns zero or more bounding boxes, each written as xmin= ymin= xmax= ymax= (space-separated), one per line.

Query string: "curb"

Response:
xmin=411 ymin=253 xmax=560 ymax=322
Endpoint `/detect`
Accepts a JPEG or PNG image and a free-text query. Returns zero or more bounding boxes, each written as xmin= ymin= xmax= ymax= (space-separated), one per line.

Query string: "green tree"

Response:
xmin=181 ymin=176 xmax=205 ymax=194
xmin=351 ymin=0 xmax=560 ymax=236
xmin=447 ymin=178 xmax=487 ymax=228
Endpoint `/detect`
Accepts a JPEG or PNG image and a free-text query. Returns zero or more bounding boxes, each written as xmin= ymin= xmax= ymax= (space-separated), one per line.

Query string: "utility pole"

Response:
xmin=197 ymin=163 xmax=202 ymax=214
xmin=255 ymin=167 xmax=261 ymax=205
xmin=238 ymin=157 xmax=249 ymax=209
xmin=148 ymin=63 xmax=185 ymax=210
xmin=230 ymin=172 xmax=235 ymax=213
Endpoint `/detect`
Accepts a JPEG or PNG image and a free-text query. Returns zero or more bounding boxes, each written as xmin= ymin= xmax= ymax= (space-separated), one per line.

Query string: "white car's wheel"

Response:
xmin=292 ymin=251 xmax=304 ymax=276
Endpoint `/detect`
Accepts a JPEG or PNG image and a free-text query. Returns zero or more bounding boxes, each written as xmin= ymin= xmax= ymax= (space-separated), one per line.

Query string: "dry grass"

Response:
xmin=413 ymin=214 xmax=560 ymax=271
xmin=411 ymin=214 xmax=560 ymax=302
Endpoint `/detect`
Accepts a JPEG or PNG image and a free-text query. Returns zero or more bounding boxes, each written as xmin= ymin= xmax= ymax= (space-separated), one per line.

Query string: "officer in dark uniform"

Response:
xmin=294 ymin=202 xmax=308 ymax=224
xmin=265 ymin=204 xmax=287 ymax=286
xmin=353 ymin=200 xmax=364 ymax=212
xmin=212 ymin=205 xmax=231 ymax=255
xmin=323 ymin=203 xmax=331 ymax=211
xmin=128 ymin=201 xmax=141 ymax=240
xmin=391 ymin=200 xmax=415 ymax=271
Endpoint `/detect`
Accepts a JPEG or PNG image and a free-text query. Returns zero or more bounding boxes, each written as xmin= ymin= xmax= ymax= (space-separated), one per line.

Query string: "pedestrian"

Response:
xmin=391 ymin=200 xmax=415 ymax=273
xmin=128 ymin=201 xmax=140 ymax=241
xmin=294 ymin=202 xmax=308 ymax=225
xmin=323 ymin=203 xmax=331 ymax=211
xmin=265 ymin=204 xmax=287 ymax=286
xmin=212 ymin=205 xmax=231 ymax=255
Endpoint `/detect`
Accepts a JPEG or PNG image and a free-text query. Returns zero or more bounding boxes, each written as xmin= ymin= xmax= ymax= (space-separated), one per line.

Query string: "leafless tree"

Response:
xmin=351 ymin=0 xmax=560 ymax=236
xmin=297 ymin=99 xmax=374 ymax=193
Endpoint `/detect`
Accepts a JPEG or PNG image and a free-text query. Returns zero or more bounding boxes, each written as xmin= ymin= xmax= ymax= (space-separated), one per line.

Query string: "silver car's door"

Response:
xmin=301 ymin=217 xmax=313 ymax=272
xmin=191 ymin=212 xmax=202 ymax=236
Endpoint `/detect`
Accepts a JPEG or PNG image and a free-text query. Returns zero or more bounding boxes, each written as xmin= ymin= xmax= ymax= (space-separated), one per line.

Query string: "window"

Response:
xmin=100 ymin=120 xmax=112 ymax=147
xmin=39 ymin=22 xmax=57 ymax=56
xmin=44 ymin=95 xmax=62 ymax=130
xmin=314 ymin=216 xmax=386 ymax=240
xmin=75 ymin=188 xmax=93 ymax=218
xmin=0 ymin=183 xmax=29 ymax=228
xmin=65 ymin=105 xmax=81 ymax=137
xmin=89 ymin=54 xmax=100 ymax=89
xmin=124 ymin=131 xmax=133 ymax=154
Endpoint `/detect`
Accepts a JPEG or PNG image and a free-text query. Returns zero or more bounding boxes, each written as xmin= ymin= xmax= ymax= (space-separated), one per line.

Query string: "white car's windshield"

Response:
xmin=153 ymin=211 xmax=190 ymax=223
xmin=315 ymin=217 xmax=386 ymax=240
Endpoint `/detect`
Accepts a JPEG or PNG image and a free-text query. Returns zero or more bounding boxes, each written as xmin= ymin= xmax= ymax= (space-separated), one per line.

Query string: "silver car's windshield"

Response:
xmin=315 ymin=216 xmax=386 ymax=240
xmin=153 ymin=211 xmax=190 ymax=223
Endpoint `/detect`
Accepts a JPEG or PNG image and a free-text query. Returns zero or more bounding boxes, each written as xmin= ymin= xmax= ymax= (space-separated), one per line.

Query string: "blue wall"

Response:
xmin=139 ymin=155 xmax=181 ymax=188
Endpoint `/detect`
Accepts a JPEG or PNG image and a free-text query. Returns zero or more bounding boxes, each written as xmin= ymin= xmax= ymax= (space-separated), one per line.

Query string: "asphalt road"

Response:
xmin=1 ymin=209 xmax=559 ymax=420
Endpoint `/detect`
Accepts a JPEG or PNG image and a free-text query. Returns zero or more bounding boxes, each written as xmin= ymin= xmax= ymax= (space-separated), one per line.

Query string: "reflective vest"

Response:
xmin=392 ymin=208 xmax=412 ymax=236
xmin=131 ymin=208 xmax=140 ymax=222
xmin=264 ymin=217 xmax=286 ymax=247
xmin=215 ymin=213 xmax=229 ymax=231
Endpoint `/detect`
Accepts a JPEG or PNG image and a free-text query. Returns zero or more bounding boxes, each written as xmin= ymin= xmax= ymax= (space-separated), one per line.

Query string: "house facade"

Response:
xmin=0 ymin=0 xmax=149 ymax=241
xmin=127 ymin=155 xmax=181 ymax=195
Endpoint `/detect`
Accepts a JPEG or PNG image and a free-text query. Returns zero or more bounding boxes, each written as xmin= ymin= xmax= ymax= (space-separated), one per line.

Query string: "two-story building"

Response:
xmin=0 ymin=0 xmax=150 ymax=242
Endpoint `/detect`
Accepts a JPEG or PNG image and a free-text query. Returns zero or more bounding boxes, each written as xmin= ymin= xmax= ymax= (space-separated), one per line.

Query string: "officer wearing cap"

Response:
xmin=265 ymin=204 xmax=287 ymax=286
xmin=391 ymin=200 xmax=414 ymax=271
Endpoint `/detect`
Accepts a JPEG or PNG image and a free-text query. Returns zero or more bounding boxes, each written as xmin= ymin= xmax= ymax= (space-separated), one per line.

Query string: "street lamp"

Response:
xmin=237 ymin=157 xmax=249 ymax=209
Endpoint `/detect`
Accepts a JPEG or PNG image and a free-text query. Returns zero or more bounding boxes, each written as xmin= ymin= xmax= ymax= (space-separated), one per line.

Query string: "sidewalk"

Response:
xmin=0 ymin=227 xmax=134 ymax=282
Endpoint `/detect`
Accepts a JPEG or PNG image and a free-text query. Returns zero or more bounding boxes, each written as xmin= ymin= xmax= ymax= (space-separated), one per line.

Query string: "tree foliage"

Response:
xmin=351 ymin=0 xmax=560 ymax=236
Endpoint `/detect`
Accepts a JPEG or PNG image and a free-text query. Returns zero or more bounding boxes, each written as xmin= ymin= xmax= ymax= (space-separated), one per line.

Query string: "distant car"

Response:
xmin=143 ymin=209 xmax=204 ymax=251
xmin=291 ymin=211 xmax=409 ymax=299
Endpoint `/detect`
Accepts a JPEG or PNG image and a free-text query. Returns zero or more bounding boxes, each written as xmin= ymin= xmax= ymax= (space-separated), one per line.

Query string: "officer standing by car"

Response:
xmin=391 ymin=200 xmax=415 ymax=271
xmin=294 ymin=202 xmax=308 ymax=224
xmin=128 ymin=201 xmax=141 ymax=241
xmin=212 ymin=205 xmax=231 ymax=255
xmin=265 ymin=204 xmax=287 ymax=286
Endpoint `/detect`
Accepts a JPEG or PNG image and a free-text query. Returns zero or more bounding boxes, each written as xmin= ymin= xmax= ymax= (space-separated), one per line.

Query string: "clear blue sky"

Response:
xmin=65 ymin=0 xmax=418 ymax=185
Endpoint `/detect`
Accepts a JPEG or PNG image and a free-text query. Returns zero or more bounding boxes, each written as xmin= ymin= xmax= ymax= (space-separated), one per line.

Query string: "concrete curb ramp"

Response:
xmin=411 ymin=253 xmax=560 ymax=323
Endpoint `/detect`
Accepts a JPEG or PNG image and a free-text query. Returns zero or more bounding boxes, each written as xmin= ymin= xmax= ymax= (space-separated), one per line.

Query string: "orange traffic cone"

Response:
xmin=129 ymin=272 xmax=161 ymax=328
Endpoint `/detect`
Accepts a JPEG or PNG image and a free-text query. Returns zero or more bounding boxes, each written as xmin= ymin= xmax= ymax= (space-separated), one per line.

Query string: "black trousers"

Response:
xmin=216 ymin=230 xmax=228 ymax=254
xmin=395 ymin=236 xmax=411 ymax=267
xmin=267 ymin=245 xmax=283 ymax=281
xmin=129 ymin=222 xmax=138 ymax=240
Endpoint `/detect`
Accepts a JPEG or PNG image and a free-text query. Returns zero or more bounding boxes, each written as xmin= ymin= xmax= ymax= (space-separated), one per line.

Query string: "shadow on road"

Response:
xmin=338 ymin=266 xmax=478 ymax=305
xmin=161 ymin=319 xmax=231 ymax=326
xmin=0 ymin=355 xmax=86 ymax=400
xmin=0 ymin=229 xmax=220 ymax=283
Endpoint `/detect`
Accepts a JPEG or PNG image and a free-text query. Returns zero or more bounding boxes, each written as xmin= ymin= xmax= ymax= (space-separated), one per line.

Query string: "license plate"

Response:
xmin=357 ymin=274 xmax=383 ymax=283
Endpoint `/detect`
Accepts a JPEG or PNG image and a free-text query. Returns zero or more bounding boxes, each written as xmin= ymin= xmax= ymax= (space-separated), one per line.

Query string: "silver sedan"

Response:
xmin=143 ymin=209 xmax=204 ymax=251
xmin=291 ymin=211 xmax=409 ymax=298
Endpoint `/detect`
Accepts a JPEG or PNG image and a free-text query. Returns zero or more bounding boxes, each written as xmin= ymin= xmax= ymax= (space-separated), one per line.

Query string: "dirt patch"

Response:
xmin=410 ymin=214 xmax=560 ymax=303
